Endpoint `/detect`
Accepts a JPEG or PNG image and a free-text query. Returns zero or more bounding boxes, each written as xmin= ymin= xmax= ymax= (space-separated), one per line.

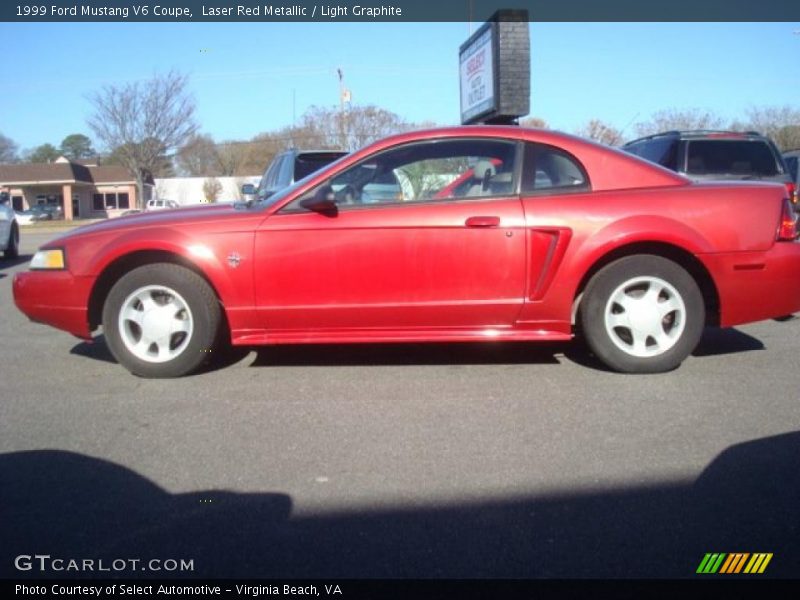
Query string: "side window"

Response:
xmin=283 ymin=138 xmax=518 ymax=211
xmin=278 ymin=153 xmax=295 ymax=186
xmin=271 ymin=156 xmax=287 ymax=187
xmin=258 ymin=155 xmax=283 ymax=197
xmin=631 ymin=138 xmax=678 ymax=171
xmin=786 ymin=156 xmax=798 ymax=181
xmin=521 ymin=143 xmax=589 ymax=193
xmin=624 ymin=141 xmax=644 ymax=157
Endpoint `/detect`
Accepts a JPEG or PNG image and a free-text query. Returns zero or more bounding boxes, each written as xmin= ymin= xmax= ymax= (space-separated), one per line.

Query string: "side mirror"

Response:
xmin=241 ymin=183 xmax=256 ymax=195
xmin=299 ymin=186 xmax=338 ymax=216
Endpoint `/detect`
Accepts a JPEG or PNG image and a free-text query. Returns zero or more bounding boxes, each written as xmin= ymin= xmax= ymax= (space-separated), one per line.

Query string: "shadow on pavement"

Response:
xmin=692 ymin=327 xmax=764 ymax=357
xmin=71 ymin=326 xmax=766 ymax=373
xmin=250 ymin=341 xmax=566 ymax=368
xmin=70 ymin=325 xmax=766 ymax=375
xmin=3 ymin=431 xmax=798 ymax=579
xmin=0 ymin=254 xmax=32 ymax=272
xmin=70 ymin=335 xmax=117 ymax=364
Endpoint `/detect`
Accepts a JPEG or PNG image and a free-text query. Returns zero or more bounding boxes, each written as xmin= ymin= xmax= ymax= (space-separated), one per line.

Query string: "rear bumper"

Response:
xmin=13 ymin=270 xmax=94 ymax=339
xmin=701 ymin=242 xmax=800 ymax=327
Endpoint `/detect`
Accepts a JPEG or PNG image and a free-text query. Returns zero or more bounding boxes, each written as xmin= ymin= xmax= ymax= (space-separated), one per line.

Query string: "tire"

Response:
xmin=579 ymin=255 xmax=704 ymax=373
xmin=4 ymin=223 xmax=19 ymax=259
xmin=102 ymin=263 xmax=222 ymax=378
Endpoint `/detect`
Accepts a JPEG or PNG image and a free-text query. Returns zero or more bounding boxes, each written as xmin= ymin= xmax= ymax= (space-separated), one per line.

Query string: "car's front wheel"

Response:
xmin=580 ymin=255 xmax=705 ymax=373
xmin=102 ymin=264 xmax=221 ymax=377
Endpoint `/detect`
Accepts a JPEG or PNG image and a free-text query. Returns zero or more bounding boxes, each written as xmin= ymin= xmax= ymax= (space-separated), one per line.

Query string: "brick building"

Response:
xmin=0 ymin=157 xmax=153 ymax=220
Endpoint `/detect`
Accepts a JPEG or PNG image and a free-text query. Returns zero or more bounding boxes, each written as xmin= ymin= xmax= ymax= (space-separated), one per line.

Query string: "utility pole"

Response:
xmin=291 ymin=88 xmax=296 ymax=148
xmin=337 ymin=68 xmax=352 ymax=149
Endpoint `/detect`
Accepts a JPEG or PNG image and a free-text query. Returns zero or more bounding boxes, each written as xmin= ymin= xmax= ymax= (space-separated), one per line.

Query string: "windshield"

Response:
xmin=251 ymin=152 xmax=352 ymax=210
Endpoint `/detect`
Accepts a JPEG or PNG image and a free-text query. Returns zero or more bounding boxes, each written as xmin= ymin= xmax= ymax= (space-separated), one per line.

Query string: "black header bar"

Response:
xmin=2 ymin=0 xmax=800 ymax=22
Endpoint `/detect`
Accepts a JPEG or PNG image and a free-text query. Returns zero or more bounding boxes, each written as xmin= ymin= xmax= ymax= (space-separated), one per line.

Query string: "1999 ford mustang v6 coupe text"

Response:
xmin=13 ymin=126 xmax=800 ymax=377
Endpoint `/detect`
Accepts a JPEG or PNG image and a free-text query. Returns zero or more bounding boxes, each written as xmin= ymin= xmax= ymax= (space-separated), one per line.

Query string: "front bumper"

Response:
xmin=13 ymin=271 xmax=94 ymax=339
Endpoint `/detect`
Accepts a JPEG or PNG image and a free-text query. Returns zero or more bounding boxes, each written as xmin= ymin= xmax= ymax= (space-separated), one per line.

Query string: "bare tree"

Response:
xmin=176 ymin=134 xmax=220 ymax=177
xmin=575 ymin=119 xmax=623 ymax=146
xmin=295 ymin=104 xmax=412 ymax=151
xmin=88 ymin=70 xmax=198 ymax=208
xmin=215 ymin=141 xmax=255 ymax=176
xmin=342 ymin=105 xmax=413 ymax=150
xmin=202 ymin=177 xmax=223 ymax=203
xmin=0 ymin=133 xmax=19 ymax=163
xmin=227 ymin=106 xmax=436 ymax=177
xmin=103 ymin=139 xmax=174 ymax=177
xmin=634 ymin=108 xmax=725 ymax=137
xmin=740 ymin=106 xmax=800 ymax=151
xmin=519 ymin=117 xmax=549 ymax=129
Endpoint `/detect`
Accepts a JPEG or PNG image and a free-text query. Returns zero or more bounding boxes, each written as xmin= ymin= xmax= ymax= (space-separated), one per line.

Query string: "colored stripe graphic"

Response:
xmin=720 ymin=553 xmax=749 ymax=573
xmin=744 ymin=553 xmax=773 ymax=574
xmin=697 ymin=553 xmax=727 ymax=574
xmin=698 ymin=552 xmax=773 ymax=574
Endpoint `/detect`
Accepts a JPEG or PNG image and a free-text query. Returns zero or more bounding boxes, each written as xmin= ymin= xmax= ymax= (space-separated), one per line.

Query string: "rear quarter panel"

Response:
xmin=518 ymin=182 xmax=786 ymax=327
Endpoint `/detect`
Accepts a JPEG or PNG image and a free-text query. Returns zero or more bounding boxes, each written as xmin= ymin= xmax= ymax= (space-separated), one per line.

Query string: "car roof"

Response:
xmin=282 ymin=149 xmax=347 ymax=157
xmin=624 ymin=130 xmax=768 ymax=146
xmin=278 ymin=125 xmax=690 ymax=196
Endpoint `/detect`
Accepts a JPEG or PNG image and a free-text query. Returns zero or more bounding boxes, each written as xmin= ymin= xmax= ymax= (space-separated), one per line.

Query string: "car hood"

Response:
xmin=57 ymin=204 xmax=240 ymax=240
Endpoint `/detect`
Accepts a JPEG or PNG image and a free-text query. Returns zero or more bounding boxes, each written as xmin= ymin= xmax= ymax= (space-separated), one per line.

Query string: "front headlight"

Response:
xmin=31 ymin=248 xmax=66 ymax=270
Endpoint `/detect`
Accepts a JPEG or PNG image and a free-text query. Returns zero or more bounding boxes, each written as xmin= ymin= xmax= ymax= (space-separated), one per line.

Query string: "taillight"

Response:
xmin=786 ymin=181 xmax=798 ymax=205
xmin=777 ymin=198 xmax=798 ymax=241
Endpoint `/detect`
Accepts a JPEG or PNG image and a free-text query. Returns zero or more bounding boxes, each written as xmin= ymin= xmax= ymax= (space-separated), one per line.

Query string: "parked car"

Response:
xmin=15 ymin=206 xmax=53 ymax=223
xmin=783 ymin=149 xmax=799 ymax=192
xmin=31 ymin=207 xmax=52 ymax=221
xmin=146 ymin=199 xmax=180 ymax=211
xmin=13 ymin=126 xmax=800 ymax=378
xmin=247 ymin=149 xmax=348 ymax=201
xmin=14 ymin=210 xmax=36 ymax=226
xmin=623 ymin=130 xmax=796 ymax=204
xmin=0 ymin=193 xmax=20 ymax=258
xmin=27 ymin=204 xmax=64 ymax=221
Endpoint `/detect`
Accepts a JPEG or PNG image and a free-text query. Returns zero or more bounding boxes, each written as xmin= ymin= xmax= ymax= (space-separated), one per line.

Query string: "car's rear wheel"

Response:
xmin=580 ymin=255 xmax=704 ymax=373
xmin=4 ymin=223 xmax=19 ymax=258
xmin=102 ymin=264 xmax=221 ymax=378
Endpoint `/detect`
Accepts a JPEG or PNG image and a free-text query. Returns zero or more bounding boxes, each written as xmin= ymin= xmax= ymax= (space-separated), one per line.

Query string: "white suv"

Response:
xmin=146 ymin=199 xmax=180 ymax=211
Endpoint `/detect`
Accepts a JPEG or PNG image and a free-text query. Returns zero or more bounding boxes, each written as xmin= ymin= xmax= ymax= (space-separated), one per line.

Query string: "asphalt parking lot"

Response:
xmin=2 ymin=230 xmax=799 ymax=579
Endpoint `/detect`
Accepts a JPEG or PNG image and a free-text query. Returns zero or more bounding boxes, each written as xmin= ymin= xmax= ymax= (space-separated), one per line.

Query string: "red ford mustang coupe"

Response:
xmin=13 ymin=126 xmax=800 ymax=377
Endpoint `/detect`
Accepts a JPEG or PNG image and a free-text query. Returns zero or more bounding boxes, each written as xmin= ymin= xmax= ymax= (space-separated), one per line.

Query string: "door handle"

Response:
xmin=465 ymin=216 xmax=501 ymax=228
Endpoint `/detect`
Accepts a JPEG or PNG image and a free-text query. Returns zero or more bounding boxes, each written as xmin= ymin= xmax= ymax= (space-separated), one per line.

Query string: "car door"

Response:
xmin=253 ymin=138 xmax=527 ymax=332
xmin=515 ymin=142 xmax=593 ymax=325
xmin=0 ymin=204 xmax=11 ymax=249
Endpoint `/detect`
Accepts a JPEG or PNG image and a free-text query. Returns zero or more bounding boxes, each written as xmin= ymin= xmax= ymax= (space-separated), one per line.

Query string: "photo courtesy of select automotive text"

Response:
xmin=2 ymin=0 xmax=800 ymax=597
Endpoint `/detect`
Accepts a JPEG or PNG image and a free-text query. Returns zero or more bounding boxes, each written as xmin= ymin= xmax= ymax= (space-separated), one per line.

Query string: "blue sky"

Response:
xmin=1 ymin=21 xmax=798 ymax=152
